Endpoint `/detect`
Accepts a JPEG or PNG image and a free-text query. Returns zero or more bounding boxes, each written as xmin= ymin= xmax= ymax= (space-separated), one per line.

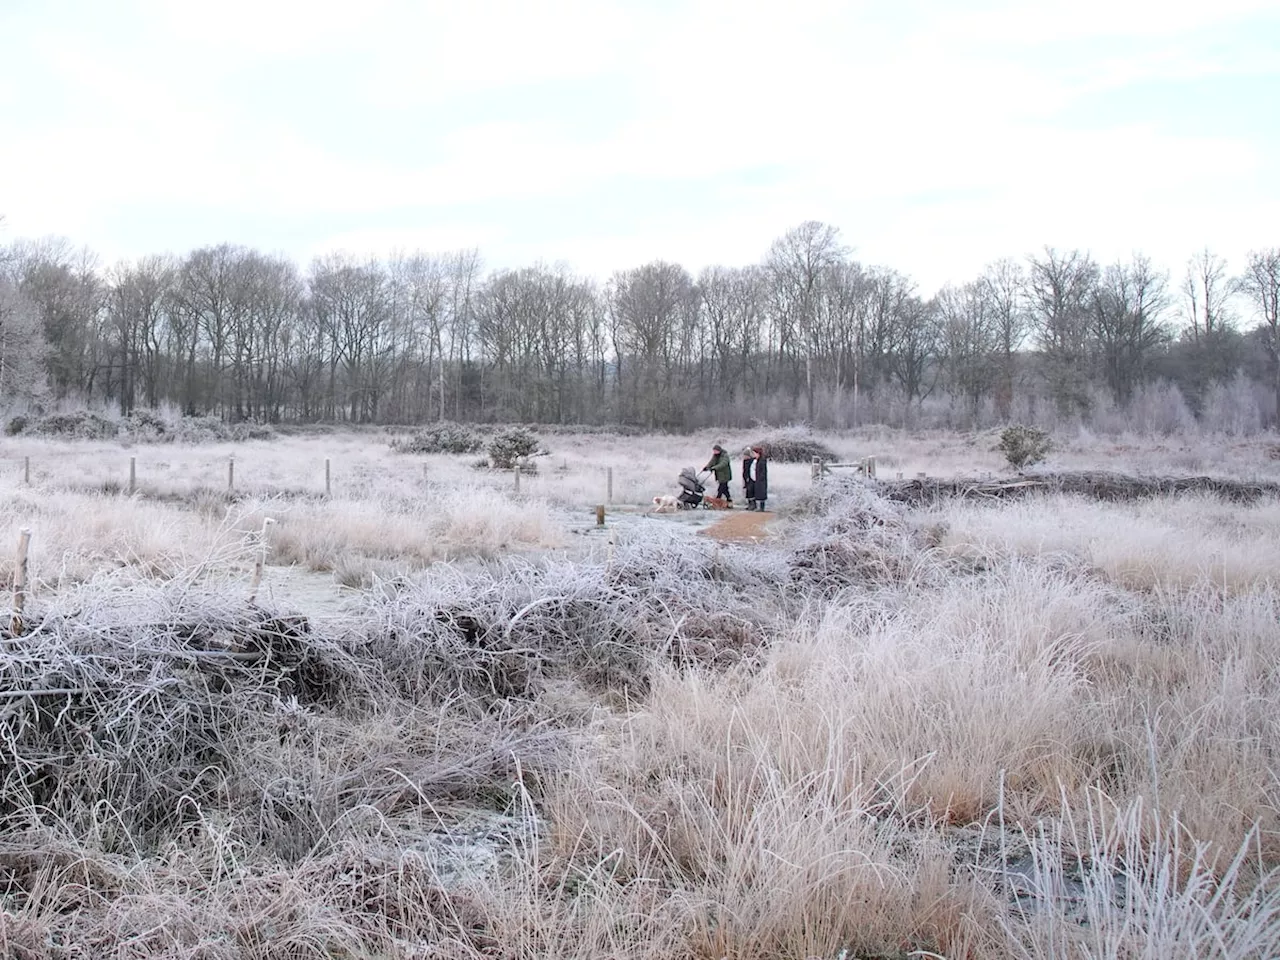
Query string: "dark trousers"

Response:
xmin=716 ymin=481 xmax=731 ymax=500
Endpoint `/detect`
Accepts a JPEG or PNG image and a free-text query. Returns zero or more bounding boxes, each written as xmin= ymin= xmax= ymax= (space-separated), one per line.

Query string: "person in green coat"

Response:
xmin=703 ymin=443 xmax=734 ymax=506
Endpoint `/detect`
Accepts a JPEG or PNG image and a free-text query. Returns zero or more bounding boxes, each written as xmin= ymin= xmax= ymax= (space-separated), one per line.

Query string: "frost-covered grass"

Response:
xmin=0 ymin=427 xmax=1278 ymax=956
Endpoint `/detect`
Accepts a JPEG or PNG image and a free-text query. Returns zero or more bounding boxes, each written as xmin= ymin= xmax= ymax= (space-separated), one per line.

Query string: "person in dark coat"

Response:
xmin=703 ymin=444 xmax=733 ymax=505
xmin=750 ymin=445 xmax=769 ymax=511
xmin=742 ymin=446 xmax=757 ymax=509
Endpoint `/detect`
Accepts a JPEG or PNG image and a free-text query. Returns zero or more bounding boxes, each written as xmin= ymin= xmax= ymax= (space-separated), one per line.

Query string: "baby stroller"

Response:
xmin=676 ymin=467 xmax=705 ymax=509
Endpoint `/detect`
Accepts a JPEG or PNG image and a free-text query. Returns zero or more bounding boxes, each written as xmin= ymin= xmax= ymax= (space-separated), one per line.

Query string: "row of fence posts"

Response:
xmin=5 ymin=458 xmax=634 ymax=632
xmin=469 ymin=462 xmax=614 ymax=526
xmin=13 ymin=455 xmax=341 ymax=497
xmin=16 ymin=456 xmax=616 ymax=505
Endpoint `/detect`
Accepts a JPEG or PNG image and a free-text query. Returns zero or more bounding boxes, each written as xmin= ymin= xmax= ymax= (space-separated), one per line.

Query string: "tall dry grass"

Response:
xmin=0 ymin=428 xmax=1278 ymax=956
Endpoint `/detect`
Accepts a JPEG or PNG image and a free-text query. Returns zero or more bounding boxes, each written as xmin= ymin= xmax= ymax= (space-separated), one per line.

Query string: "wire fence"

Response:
xmin=1 ymin=453 xmax=626 ymax=506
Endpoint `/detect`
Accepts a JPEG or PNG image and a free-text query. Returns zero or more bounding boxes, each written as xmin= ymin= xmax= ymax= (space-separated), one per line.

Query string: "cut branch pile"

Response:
xmin=868 ymin=471 xmax=1280 ymax=506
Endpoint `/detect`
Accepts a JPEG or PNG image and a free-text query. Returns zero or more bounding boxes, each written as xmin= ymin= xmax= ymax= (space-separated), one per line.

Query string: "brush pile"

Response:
xmin=751 ymin=425 xmax=839 ymax=463
xmin=872 ymin=470 xmax=1280 ymax=506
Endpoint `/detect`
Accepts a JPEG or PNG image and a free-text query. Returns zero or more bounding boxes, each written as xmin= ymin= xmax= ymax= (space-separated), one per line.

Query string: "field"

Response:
xmin=1 ymin=424 xmax=1279 ymax=959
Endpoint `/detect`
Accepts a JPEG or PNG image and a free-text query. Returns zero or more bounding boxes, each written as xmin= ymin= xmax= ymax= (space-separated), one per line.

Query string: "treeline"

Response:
xmin=1 ymin=220 xmax=1278 ymax=432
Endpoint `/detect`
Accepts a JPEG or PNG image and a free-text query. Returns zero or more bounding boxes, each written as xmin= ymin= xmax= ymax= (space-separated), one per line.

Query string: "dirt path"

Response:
xmin=699 ymin=508 xmax=776 ymax=543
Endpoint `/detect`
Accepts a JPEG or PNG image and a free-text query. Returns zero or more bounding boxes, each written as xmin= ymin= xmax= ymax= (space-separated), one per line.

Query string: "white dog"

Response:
xmin=651 ymin=494 xmax=680 ymax=514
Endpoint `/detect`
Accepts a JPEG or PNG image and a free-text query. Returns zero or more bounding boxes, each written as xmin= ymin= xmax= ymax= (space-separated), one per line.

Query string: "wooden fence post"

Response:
xmin=811 ymin=456 xmax=821 ymax=485
xmin=11 ymin=527 xmax=31 ymax=637
xmin=324 ymin=458 xmax=331 ymax=497
xmin=867 ymin=455 xmax=876 ymax=479
xmin=596 ymin=504 xmax=605 ymax=527
xmin=129 ymin=456 xmax=137 ymax=495
xmin=247 ymin=518 xmax=276 ymax=605
xmin=228 ymin=457 xmax=235 ymax=492
xmin=606 ymin=466 xmax=614 ymax=504
xmin=514 ymin=464 xmax=522 ymax=495
xmin=23 ymin=456 xmax=30 ymax=485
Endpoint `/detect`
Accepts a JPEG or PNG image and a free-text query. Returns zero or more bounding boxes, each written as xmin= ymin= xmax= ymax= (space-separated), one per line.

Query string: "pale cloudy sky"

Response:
xmin=1 ymin=0 xmax=1277 ymax=291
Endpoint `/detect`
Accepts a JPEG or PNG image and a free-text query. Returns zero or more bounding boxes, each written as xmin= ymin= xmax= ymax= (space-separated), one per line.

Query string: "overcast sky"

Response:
xmin=1 ymin=0 xmax=1277 ymax=292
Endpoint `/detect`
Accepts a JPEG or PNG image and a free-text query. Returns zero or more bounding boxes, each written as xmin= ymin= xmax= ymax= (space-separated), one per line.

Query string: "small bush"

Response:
xmin=5 ymin=415 xmax=28 ymax=436
xmin=998 ymin=424 xmax=1052 ymax=470
xmin=120 ymin=409 xmax=168 ymax=439
xmin=30 ymin=411 xmax=119 ymax=440
xmin=754 ymin=426 xmax=838 ymax=464
xmin=391 ymin=422 xmax=484 ymax=455
xmin=488 ymin=427 xmax=542 ymax=469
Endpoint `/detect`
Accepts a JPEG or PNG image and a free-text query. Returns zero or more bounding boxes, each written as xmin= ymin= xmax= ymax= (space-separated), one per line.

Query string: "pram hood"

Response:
xmin=677 ymin=467 xmax=704 ymax=491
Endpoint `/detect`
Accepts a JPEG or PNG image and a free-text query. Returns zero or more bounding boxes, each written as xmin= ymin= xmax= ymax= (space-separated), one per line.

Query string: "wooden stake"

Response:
xmin=228 ymin=457 xmax=235 ymax=492
xmin=514 ymin=464 xmax=521 ymax=495
xmin=595 ymin=504 xmax=605 ymax=526
xmin=23 ymin=456 xmax=29 ymax=485
xmin=324 ymin=458 xmax=331 ymax=497
xmin=867 ymin=455 xmax=877 ymax=479
xmin=12 ymin=527 xmax=30 ymax=637
xmin=606 ymin=466 xmax=614 ymax=504
xmin=247 ymin=518 xmax=275 ymax=605
xmin=129 ymin=456 xmax=136 ymax=495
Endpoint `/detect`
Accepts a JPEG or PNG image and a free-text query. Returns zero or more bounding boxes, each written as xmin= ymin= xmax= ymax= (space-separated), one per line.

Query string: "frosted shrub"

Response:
xmin=488 ymin=426 xmax=542 ymax=468
xmin=391 ymin=421 xmax=484 ymax=455
xmin=998 ymin=424 xmax=1052 ymax=470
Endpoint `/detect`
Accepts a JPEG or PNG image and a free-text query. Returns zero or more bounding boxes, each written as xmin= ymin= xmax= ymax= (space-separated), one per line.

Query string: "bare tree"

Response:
xmin=1241 ymin=248 xmax=1280 ymax=423
xmin=936 ymin=280 xmax=999 ymax=423
xmin=698 ymin=265 xmax=766 ymax=414
xmin=104 ymin=255 xmax=175 ymax=414
xmin=1027 ymin=247 xmax=1098 ymax=416
xmin=1181 ymin=247 xmax=1240 ymax=394
xmin=0 ymin=270 xmax=48 ymax=404
xmin=1090 ymin=254 xmax=1170 ymax=405
xmin=607 ymin=261 xmax=698 ymax=428
xmin=886 ymin=292 xmax=941 ymax=418
xmin=765 ymin=221 xmax=849 ymax=420
xmin=978 ymin=259 xmax=1026 ymax=420
xmin=308 ymin=254 xmax=392 ymax=422
xmin=10 ymin=238 xmax=102 ymax=398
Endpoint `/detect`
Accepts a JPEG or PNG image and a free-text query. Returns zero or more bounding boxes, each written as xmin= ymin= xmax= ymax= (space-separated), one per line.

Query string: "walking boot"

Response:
xmin=746 ymin=500 xmax=757 ymax=511
xmin=757 ymin=500 xmax=767 ymax=513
